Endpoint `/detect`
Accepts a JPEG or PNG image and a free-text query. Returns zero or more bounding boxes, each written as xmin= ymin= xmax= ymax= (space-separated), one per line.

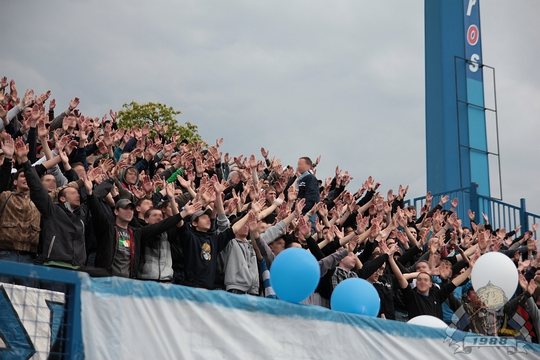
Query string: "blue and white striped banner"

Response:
xmin=80 ymin=276 xmax=539 ymax=359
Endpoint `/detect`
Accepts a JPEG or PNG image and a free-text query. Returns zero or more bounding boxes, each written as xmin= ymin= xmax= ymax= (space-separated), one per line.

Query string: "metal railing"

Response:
xmin=406 ymin=183 xmax=539 ymax=236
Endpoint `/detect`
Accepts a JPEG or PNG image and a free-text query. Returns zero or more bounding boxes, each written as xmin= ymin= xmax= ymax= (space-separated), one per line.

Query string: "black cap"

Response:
xmin=115 ymin=198 xmax=135 ymax=210
xmin=190 ymin=208 xmax=212 ymax=222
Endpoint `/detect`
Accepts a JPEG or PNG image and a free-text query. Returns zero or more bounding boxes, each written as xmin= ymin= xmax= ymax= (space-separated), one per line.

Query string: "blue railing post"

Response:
xmin=469 ymin=182 xmax=479 ymax=224
xmin=520 ymin=198 xmax=529 ymax=233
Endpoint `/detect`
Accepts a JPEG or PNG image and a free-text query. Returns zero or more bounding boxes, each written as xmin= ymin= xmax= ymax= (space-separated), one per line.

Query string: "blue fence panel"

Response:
xmin=407 ymin=184 xmax=539 ymax=234
xmin=526 ymin=212 xmax=540 ymax=238
xmin=0 ymin=261 xmax=83 ymax=360
xmin=477 ymin=195 xmax=522 ymax=231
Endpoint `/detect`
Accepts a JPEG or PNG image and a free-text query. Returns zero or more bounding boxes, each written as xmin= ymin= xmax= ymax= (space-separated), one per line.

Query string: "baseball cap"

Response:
xmin=115 ymin=198 xmax=135 ymax=210
xmin=190 ymin=208 xmax=212 ymax=222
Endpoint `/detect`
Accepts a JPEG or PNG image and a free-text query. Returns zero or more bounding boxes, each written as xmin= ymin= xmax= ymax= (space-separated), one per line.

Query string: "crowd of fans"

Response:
xmin=0 ymin=77 xmax=539 ymax=343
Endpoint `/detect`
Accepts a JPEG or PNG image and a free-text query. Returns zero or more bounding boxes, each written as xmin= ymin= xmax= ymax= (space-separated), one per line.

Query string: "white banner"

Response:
xmin=80 ymin=276 xmax=539 ymax=360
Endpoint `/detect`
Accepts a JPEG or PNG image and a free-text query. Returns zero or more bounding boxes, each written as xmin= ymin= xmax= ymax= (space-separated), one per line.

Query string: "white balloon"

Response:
xmin=407 ymin=315 xmax=448 ymax=329
xmin=471 ymin=251 xmax=518 ymax=307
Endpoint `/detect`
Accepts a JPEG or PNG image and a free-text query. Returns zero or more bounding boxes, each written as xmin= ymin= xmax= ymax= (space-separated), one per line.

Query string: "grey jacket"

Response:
xmin=524 ymin=294 xmax=540 ymax=340
xmin=139 ymin=232 xmax=174 ymax=281
xmin=221 ymin=238 xmax=259 ymax=294
xmin=255 ymin=220 xmax=287 ymax=266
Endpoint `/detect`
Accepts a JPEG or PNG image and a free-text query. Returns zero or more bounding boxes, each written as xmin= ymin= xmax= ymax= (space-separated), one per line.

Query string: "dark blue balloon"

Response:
xmin=331 ymin=278 xmax=380 ymax=316
xmin=270 ymin=248 xmax=320 ymax=303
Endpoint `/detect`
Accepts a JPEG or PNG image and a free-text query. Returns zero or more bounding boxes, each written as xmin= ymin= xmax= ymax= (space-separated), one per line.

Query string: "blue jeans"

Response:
xmin=0 ymin=250 xmax=35 ymax=264
xmin=0 ymin=250 xmax=38 ymax=287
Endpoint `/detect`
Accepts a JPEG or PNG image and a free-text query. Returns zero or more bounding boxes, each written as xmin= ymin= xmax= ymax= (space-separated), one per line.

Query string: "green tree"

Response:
xmin=117 ymin=101 xmax=202 ymax=142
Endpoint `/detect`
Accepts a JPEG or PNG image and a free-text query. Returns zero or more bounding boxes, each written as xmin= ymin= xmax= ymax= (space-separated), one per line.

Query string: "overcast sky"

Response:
xmin=2 ymin=0 xmax=539 ymax=212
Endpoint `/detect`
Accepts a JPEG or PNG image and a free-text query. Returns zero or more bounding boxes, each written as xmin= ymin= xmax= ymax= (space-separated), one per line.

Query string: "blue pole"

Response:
xmin=520 ymin=198 xmax=529 ymax=233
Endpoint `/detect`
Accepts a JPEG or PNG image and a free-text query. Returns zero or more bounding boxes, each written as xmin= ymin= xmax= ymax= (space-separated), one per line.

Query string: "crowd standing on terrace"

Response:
xmin=0 ymin=77 xmax=538 ymax=343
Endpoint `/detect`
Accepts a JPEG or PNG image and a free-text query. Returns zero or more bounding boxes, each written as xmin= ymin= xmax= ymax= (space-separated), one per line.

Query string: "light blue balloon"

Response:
xmin=270 ymin=248 xmax=320 ymax=303
xmin=331 ymin=278 xmax=380 ymax=316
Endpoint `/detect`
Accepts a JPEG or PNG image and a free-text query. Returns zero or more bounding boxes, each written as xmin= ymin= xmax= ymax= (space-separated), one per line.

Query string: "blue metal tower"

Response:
xmin=425 ymin=0 xmax=492 ymax=198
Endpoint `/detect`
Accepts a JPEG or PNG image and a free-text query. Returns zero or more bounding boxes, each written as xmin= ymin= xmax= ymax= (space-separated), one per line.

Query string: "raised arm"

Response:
xmin=17 ymin=138 xmax=54 ymax=217
xmin=257 ymin=193 xmax=284 ymax=220
xmin=0 ymin=134 xmax=14 ymax=192
xmin=451 ymin=265 xmax=472 ymax=287
xmin=211 ymin=175 xmax=227 ymax=217
xmin=388 ymin=250 xmax=409 ymax=289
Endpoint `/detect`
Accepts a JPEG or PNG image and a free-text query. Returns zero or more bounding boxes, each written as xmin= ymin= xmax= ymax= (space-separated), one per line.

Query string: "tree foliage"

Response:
xmin=117 ymin=101 xmax=202 ymax=142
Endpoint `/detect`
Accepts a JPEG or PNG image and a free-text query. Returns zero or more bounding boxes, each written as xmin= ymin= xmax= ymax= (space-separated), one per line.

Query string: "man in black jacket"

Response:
xmin=15 ymin=138 xmax=87 ymax=268
xmin=296 ymin=156 xmax=320 ymax=214
xmin=388 ymin=250 xmax=473 ymax=320
xmin=85 ymin=178 xmax=189 ymax=278
xmin=174 ymin=177 xmax=250 ymax=289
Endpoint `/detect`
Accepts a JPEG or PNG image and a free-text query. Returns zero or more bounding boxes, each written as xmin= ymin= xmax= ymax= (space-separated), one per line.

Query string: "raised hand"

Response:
xmin=527 ymin=278 xmax=538 ymax=296
xmin=451 ymin=198 xmax=459 ymax=209
xmin=297 ymin=216 xmax=311 ymax=238
xmin=141 ymin=175 xmax=154 ymax=194
xmin=142 ymin=123 xmax=150 ymax=137
xmin=274 ymin=192 xmax=285 ymax=206
xmin=294 ymin=198 xmax=306 ymax=217
xmin=133 ymin=127 xmax=143 ymax=140
xmin=68 ymin=97 xmax=80 ymax=111
xmin=250 ymin=197 xmax=266 ymax=214
xmin=176 ymin=174 xmax=190 ymax=189
xmin=37 ymin=113 xmax=50 ymax=138
xmin=112 ymin=129 xmax=125 ymax=144
xmin=356 ymin=214 xmax=369 ymax=231
xmin=287 ymin=186 xmax=298 ymax=202
xmin=9 ymin=80 xmax=17 ymax=100
xmin=395 ymin=210 xmax=407 ymax=228
xmin=0 ymin=133 xmax=15 ymax=159
xmin=183 ymin=201 xmax=203 ymax=217
xmin=58 ymin=150 xmax=70 ymax=165
xmin=165 ymin=182 xmax=176 ymax=199
xmin=109 ymin=109 xmax=117 ymax=122
xmin=130 ymin=186 xmax=145 ymax=199
xmin=317 ymin=202 xmax=328 ymax=217
xmin=212 ymin=176 xmax=227 ymax=194
xmin=369 ymin=222 xmax=381 ymax=238
xmin=439 ymin=194 xmax=449 ymax=206
xmin=247 ymin=154 xmax=257 ymax=169
xmin=468 ymin=209 xmax=475 ymax=221
xmin=397 ymin=184 xmax=408 ymax=200
xmin=96 ymin=140 xmax=108 ymax=155
xmin=260 ymin=147 xmax=269 ymax=159
xmin=207 ymin=146 xmax=221 ymax=162
xmin=314 ymin=155 xmax=321 ymax=167
xmin=64 ymin=140 xmax=78 ymax=156
xmin=82 ymin=171 xmax=94 ymax=194
xmin=396 ymin=231 xmax=408 ymax=246
xmin=103 ymin=130 xmax=114 ymax=148
xmin=387 ymin=189 xmax=395 ymax=203
xmin=379 ymin=239 xmax=390 ymax=255
xmin=425 ymin=191 xmax=433 ymax=206
xmin=14 ymin=137 xmax=29 ymax=163
xmin=22 ymin=89 xmax=35 ymax=108
xmin=30 ymin=104 xmax=41 ymax=125
xmin=0 ymin=104 xmax=6 ymax=119
xmin=49 ymin=98 xmax=56 ymax=111
xmin=247 ymin=210 xmax=259 ymax=233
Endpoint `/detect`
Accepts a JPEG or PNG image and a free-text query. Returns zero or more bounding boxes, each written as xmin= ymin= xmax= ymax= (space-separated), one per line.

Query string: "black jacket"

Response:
xmin=173 ymin=224 xmax=235 ymax=289
xmin=297 ymin=172 xmax=320 ymax=214
xmin=87 ymin=189 xmax=183 ymax=277
xmin=23 ymin=161 xmax=87 ymax=266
